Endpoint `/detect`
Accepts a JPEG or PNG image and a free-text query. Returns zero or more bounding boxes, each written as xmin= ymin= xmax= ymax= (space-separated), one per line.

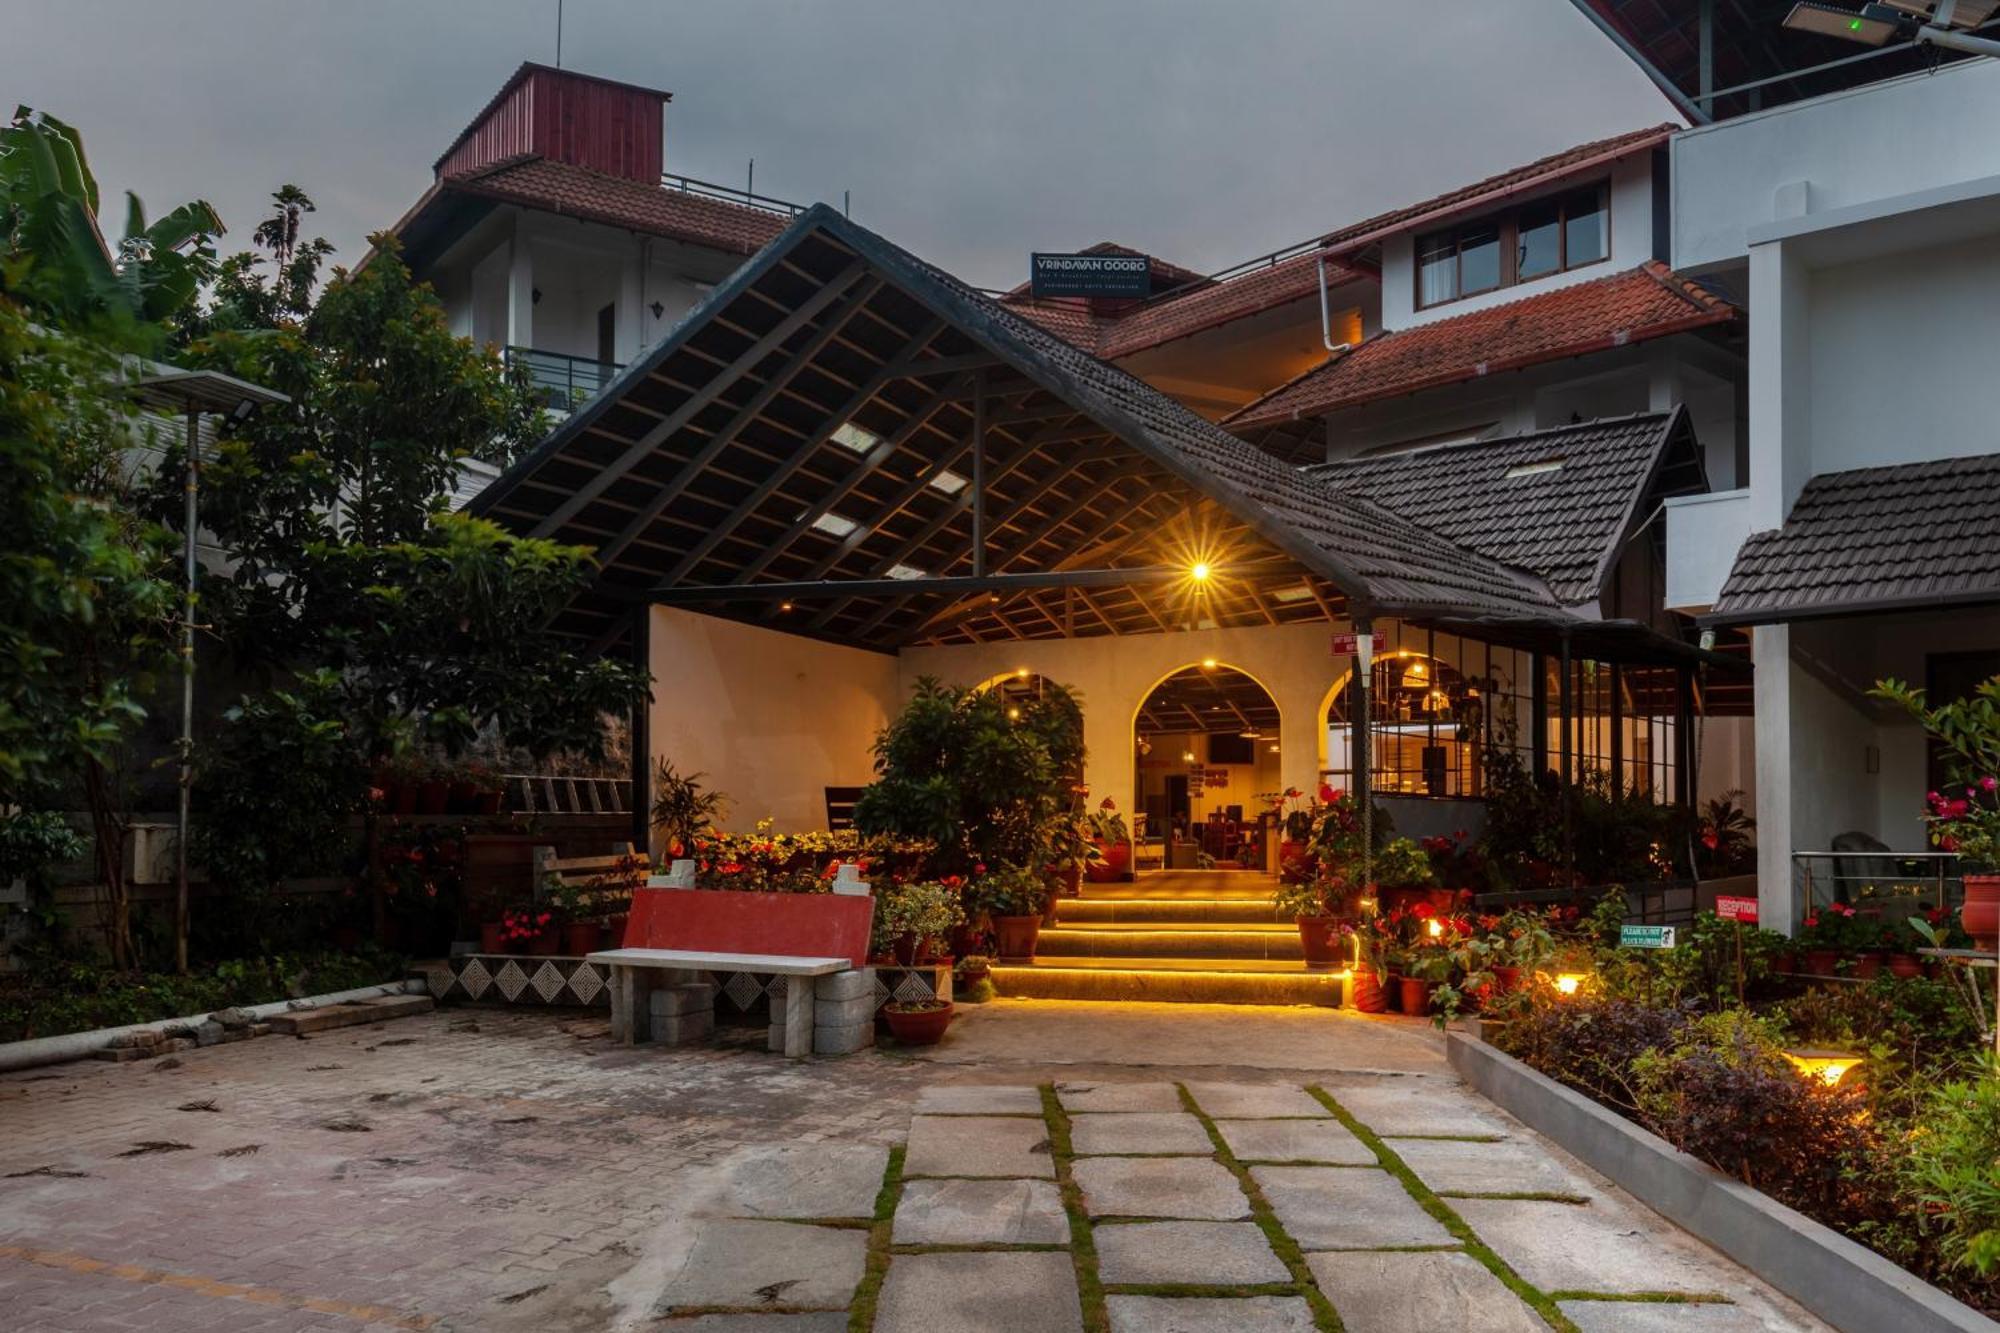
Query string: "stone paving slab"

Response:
xmin=1093 ymin=1220 xmax=1289 ymax=1285
xmin=1215 ymin=1117 xmax=1374 ymax=1165
xmin=653 ymin=1219 xmax=867 ymax=1314
xmin=1055 ymin=1080 xmax=1184 ymax=1112
xmin=1558 ymin=1298 xmax=1801 ymax=1332
xmin=1184 ymin=1082 xmax=1331 ymax=1118
xmin=902 ymin=1114 xmax=1054 ymax=1178
xmin=1069 ymin=1111 xmax=1212 ymax=1155
xmin=891 ymin=1178 xmax=1069 ymax=1246
xmin=719 ymin=1142 xmax=890 ymax=1218
xmin=1391 ymin=1136 xmax=1595 ymax=1198
xmin=874 ymin=1250 xmax=1082 ymax=1333
xmin=1307 ymin=1249 xmax=1545 ymax=1333
xmin=1452 ymin=1195 xmax=1741 ymax=1296
xmin=913 ymin=1084 xmax=1044 ymax=1115
xmin=1251 ymin=1165 xmax=1453 ymax=1249
xmin=660 ymin=1315 xmax=851 ymax=1331
xmin=1073 ymin=1156 xmax=1251 ymax=1220
xmin=1321 ymin=1078 xmax=1516 ymax=1138
xmin=1105 ymin=1294 xmax=1317 ymax=1332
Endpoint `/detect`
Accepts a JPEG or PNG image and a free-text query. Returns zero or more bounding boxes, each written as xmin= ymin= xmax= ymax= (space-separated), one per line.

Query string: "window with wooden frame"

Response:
xmin=1415 ymin=181 xmax=1610 ymax=310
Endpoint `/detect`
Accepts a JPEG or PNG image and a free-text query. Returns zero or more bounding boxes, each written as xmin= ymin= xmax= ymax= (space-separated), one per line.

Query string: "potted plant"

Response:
xmin=413 ymin=761 xmax=451 ymax=817
xmin=1045 ymin=812 xmax=1100 ymax=903
xmin=497 ymin=906 xmax=552 ymax=955
xmin=1274 ymin=871 xmax=1358 ymax=968
xmin=445 ymin=762 xmax=481 ymax=816
xmin=651 ymin=759 xmax=729 ymax=859
xmin=464 ymin=761 xmax=504 ymax=816
xmin=479 ymin=916 xmax=508 ymax=954
xmin=1271 ymin=787 xmax=1318 ymax=881
xmin=977 ymin=864 xmax=1048 ymax=962
xmin=1085 ymin=798 xmax=1131 ymax=882
xmin=957 ymin=953 xmax=992 ymax=986
xmin=1797 ymin=902 xmax=1859 ymax=975
xmin=545 ymin=875 xmax=603 ymax=955
xmin=1491 ymin=909 xmax=1556 ymax=993
xmin=1874 ymin=676 xmax=2000 ymax=949
xmin=874 ymin=879 xmax=966 ymax=967
xmin=1882 ymin=917 xmax=1925 ymax=979
xmin=882 ymin=998 xmax=954 ymax=1045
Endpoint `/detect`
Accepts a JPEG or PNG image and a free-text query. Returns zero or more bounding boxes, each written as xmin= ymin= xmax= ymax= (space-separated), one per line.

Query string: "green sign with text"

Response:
xmin=1620 ymin=925 xmax=1676 ymax=949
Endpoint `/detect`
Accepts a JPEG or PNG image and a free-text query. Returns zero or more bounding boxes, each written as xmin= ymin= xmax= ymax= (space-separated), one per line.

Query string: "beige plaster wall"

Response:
xmin=647 ymin=607 xmax=901 ymax=840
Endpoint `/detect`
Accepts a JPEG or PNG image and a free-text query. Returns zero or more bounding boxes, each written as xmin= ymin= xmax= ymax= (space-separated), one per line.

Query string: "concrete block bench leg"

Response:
xmin=762 ymin=975 xmax=816 ymax=1057
xmin=610 ymin=965 xmax=656 ymax=1045
xmin=648 ymin=981 xmax=716 ymax=1046
xmin=812 ymin=968 xmax=877 ymax=1056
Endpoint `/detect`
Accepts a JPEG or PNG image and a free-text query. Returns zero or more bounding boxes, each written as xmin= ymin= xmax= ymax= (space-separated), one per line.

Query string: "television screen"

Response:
xmin=1207 ymin=733 xmax=1254 ymax=766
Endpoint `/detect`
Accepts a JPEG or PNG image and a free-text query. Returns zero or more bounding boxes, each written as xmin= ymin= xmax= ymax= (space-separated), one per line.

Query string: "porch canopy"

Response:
xmin=469 ymin=204 xmax=1713 ymax=675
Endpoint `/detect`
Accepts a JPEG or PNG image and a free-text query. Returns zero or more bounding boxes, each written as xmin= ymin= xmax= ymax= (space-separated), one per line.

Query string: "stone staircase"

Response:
xmin=988 ymin=870 xmax=1351 ymax=1006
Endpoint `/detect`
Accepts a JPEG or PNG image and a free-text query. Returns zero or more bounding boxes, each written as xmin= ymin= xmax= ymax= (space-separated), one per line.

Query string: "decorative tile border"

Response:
xmin=426 ymin=955 xmax=954 ymax=1012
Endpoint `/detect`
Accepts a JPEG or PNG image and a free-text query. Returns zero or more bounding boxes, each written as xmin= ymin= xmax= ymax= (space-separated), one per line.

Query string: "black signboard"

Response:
xmin=1030 ymin=252 xmax=1152 ymax=299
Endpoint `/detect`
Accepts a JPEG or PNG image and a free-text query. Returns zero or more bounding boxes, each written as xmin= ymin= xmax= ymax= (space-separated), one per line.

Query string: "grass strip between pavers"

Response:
xmin=1177 ymin=1083 xmax=1345 ymax=1333
xmin=848 ymin=1143 xmax=905 ymax=1333
xmin=1306 ymin=1085 xmax=1578 ymax=1333
xmin=1437 ymin=1190 xmax=1591 ymax=1205
xmin=1546 ymin=1290 xmax=1733 ymax=1304
xmin=1041 ymin=1083 xmax=1111 ymax=1333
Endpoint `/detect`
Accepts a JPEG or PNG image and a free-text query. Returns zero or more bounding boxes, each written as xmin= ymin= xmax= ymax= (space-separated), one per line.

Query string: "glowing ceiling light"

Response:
xmin=1190 ymin=562 xmax=1211 ymax=582
xmin=1202 ymin=657 xmax=1218 ymax=669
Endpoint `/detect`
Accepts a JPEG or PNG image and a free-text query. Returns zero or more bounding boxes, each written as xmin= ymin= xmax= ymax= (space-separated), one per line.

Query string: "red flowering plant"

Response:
xmin=1873 ymin=676 xmax=2000 ymax=873
xmin=499 ymin=906 xmax=552 ymax=948
xmin=1796 ymin=900 xmax=1866 ymax=954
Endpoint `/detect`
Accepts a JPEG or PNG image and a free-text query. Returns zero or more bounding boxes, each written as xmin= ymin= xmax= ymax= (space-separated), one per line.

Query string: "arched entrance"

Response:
xmin=1133 ymin=661 xmax=1283 ymax=870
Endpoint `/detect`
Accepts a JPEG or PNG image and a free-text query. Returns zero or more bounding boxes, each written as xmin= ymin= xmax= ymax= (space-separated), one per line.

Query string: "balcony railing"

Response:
xmin=660 ymin=173 xmax=809 ymax=219
xmin=505 ymin=346 xmax=624 ymax=413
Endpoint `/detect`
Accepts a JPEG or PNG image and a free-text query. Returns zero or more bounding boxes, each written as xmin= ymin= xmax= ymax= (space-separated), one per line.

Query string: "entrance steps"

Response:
xmin=990 ymin=871 xmax=1351 ymax=1007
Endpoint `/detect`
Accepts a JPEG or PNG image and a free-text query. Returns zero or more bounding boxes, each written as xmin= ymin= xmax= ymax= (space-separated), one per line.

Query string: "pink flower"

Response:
xmin=1985 ymin=776 xmax=1999 ymax=793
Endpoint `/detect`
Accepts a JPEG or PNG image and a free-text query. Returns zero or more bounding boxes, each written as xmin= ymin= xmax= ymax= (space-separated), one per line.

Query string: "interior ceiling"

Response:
xmin=1136 ymin=665 xmax=1283 ymax=738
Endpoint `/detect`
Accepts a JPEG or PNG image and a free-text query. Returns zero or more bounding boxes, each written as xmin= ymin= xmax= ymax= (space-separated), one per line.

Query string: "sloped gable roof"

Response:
xmin=1707 ymin=454 xmax=2000 ymax=626
xmin=1311 ymin=411 xmax=1702 ymax=606
xmin=1225 ymin=263 xmax=1734 ymax=429
xmin=442 ymin=154 xmax=789 ymax=254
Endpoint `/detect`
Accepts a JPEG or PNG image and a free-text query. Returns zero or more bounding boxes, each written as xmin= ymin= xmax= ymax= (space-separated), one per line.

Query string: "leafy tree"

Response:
xmin=0 ymin=106 xmax=221 ymax=353
xmin=0 ymin=296 xmax=176 ymax=966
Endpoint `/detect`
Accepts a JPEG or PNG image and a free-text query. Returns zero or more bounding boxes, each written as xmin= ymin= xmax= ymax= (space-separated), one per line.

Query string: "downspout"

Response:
xmin=1318 ymin=253 xmax=1355 ymax=356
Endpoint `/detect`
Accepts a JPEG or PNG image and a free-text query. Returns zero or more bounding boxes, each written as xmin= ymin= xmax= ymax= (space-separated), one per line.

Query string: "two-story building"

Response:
xmin=1577 ymin=0 xmax=2000 ymax=929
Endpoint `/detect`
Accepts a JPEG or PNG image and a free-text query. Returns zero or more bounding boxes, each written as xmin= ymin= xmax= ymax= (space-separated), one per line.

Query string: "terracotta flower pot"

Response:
xmin=1384 ymin=973 xmax=1405 ymax=1013
xmin=1297 ymin=916 xmax=1345 ymax=968
xmin=447 ymin=780 xmax=479 ymax=815
xmin=1853 ymin=951 xmax=1884 ymax=980
xmin=1803 ymin=948 xmax=1840 ymax=976
xmin=1351 ymin=969 xmax=1387 ymax=1014
xmin=563 ymin=921 xmax=603 ymax=955
xmin=994 ymin=914 xmax=1042 ymax=963
xmin=474 ymin=788 xmax=503 ymax=816
xmin=530 ymin=924 xmax=562 ymax=957
xmin=1963 ymin=874 xmax=2000 ymax=952
xmin=1087 ymin=840 xmax=1130 ymax=883
xmin=1887 ymin=952 xmax=1924 ymax=979
xmin=416 ymin=780 xmax=449 ymax=816
xmin=390 ymin=782 xmax=418 ymax=816
xmin=604 ymin=912 xmax=630 ymax=946
xmin=1399 ymin=975 xmax=1437 ymax=1018
xmin=479 ymin=921 xmax=507 ymax=954
xmin=1491 ymin=965 xmax=1522 ymax=993
xmin=883 ymin=1001 xmax=954 ymax=1046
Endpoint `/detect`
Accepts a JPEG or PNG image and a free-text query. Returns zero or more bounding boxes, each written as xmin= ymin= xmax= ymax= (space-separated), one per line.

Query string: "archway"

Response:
xmin=1133 ymin=661 xmax=1283 ymax=871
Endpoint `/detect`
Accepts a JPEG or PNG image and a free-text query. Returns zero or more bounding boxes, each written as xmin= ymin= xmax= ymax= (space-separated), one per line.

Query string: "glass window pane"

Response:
xmin=1516 ymin=200 xmax=1561 ymax=279
xmin=1563 ymin=187 xmax=1607 ymax=267
xmin=1418 ymin=233 xmax=1457 ymax=306
xmin=1458 ymin=224 xmax=1501 ymax=295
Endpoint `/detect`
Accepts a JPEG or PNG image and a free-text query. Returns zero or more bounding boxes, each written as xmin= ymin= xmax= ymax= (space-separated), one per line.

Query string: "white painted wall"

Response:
xmin=1664 ymin=489 xmax=1751 ymax=612
xmin=1379 ymin=152 xmax=1658 ymax=332
xmin=647 ymin=607 xmax=901 ymax=841
xmin=1673 ymin=59 xmax=2000 ymax=272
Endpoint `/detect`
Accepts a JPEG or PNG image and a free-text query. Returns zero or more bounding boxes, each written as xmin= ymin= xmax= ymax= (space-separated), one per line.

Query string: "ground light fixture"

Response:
xmin=1783 ymin=0 xmax=2000 ymax=54
xmin=1554 ymin=972 xmax=1586 ymax=996
xmin=1783 ymin=1048 xmax=1865 ymax=1087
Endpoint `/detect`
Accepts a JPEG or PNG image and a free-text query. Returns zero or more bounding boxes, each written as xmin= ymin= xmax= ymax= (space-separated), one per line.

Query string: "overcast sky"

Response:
xmin=5 ymin=1 xmax=1670 ymax=289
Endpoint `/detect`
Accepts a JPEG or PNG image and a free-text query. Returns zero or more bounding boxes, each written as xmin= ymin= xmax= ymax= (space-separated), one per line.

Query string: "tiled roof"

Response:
xmin=442 ymin=155 xmax=790 ymax=255
xmin=1003 ymin=249 xmax=1333 ymax=358
xmin=1225 ymin=263 xmax=1734 ymax=428
xmin=1310 ymin=412 xmax=1695 ymax=606
xmin=1318 ymin=124 xmax=1677 ymax=257
xmin=1707 ymin=454 xmax=2000 ymax=626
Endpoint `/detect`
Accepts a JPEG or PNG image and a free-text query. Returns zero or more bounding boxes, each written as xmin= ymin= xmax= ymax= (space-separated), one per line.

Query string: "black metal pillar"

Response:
xmin=1675 ymin=666 xmax=1695 ymax=809
xmin=629 ymin=605 xmax=653 ymax=854
xmin=1609 ymin=664 xmax=1624 ymax=802
xmin=1352 ymin=618 xmax=1373 ymax=893
xmin=1559 ymin=630 xmax=1575 ymax=886
xmin=1530 ymin=651 xmax=1549 ymax=777
xmin=971 ymin=369 xmax=987 ymax=578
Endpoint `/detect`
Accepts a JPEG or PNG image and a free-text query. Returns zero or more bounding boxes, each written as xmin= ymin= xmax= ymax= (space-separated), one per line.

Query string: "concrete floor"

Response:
xmin=0 ymin=999 xmax=1827 ymax=1331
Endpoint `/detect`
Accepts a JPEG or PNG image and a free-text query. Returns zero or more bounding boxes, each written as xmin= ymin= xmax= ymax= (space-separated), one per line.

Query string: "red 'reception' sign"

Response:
xmin=1332 ymin=632 xmax=1373 ymax=658
xmin=1715 ymin=895 xmax=1758 ymax=923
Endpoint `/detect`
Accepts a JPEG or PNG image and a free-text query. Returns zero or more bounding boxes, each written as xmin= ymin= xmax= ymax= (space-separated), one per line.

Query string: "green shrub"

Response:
xmin=1906 ymin=1059 xmax=2000 ymax=1279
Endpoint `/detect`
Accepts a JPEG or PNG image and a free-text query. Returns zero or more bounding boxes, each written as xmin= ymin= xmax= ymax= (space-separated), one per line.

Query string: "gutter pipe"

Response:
xmin=1317 ymin=252 xmax=1354 ymax=355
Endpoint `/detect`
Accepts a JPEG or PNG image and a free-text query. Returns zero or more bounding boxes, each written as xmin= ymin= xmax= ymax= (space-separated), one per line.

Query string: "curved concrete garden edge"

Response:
xmin=0 ymin=978 xmax=427 ymax=1075
xmin=1444 ymin=1025 xmax=1999 ymax=1333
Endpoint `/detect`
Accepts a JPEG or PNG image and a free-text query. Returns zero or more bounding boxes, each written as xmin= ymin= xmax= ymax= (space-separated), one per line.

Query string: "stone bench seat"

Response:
xmin=586 ymin=948 xmax=859 ymax=1056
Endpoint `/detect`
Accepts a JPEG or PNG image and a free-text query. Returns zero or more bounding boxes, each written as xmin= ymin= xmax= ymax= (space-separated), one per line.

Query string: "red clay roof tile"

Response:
xmin=1224 ymin=263 xmax=1734 ymax=428
xmin=441 ymin=155 xmax=790 ymax=255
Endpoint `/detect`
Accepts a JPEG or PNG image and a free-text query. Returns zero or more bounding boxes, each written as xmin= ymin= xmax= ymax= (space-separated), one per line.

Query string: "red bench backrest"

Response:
xmin=622 ymin=888 xmax=875 ymax=969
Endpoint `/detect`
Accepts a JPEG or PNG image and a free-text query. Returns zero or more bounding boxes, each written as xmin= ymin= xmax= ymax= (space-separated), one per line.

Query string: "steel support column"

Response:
xmin=630 ymin=605 xmax=653 ymax=853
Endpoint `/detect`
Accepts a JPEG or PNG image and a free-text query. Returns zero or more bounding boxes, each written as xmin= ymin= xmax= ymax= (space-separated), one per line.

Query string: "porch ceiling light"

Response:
xmin=1202 ymin=657 xmax=1218 ymax=669
xmin=1780 ymin=1 xmax=1900 ymax=43
xmin=929 ymin=468 xmax=969 ymax=495
xmin=810 ymin=512 xmax=859 ymax=538
xmin=1190 ymin=561 xmax=1212 ymax=582
xmin=1015 ymin=666 xmax=1031 ymax=679
xmin=832 ymin=421 xmax=881 ymax=454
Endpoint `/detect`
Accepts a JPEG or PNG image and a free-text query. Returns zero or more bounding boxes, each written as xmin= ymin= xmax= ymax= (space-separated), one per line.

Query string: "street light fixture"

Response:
xmin=128 ymin=370 xmax=289 ymax=975
xmin=1783 ymin=0 xmax=2000 ymax=54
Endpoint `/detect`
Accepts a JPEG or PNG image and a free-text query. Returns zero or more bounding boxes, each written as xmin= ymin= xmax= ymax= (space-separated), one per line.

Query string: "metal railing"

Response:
xmin=505 ymin=346 xmax=624 ymax=413
xmin=505 ymin=773 xmax=631 ymax=817
xmin=1795 ymin=849 xmax=1960 ymax=921
xmin=660 ymin=173 xmax=808 ymax=219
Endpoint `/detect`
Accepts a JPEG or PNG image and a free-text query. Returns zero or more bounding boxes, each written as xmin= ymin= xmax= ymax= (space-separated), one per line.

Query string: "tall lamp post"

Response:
xmin=129 ymin=371 xmax=289 ymax=974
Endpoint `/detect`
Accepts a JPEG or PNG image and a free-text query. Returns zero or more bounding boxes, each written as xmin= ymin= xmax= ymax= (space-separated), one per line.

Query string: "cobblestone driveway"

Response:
xmin=0 ymin=1003 xmax=1827 ymax=1331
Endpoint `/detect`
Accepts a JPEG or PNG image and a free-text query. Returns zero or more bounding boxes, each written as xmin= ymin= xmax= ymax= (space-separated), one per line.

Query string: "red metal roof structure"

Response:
xmin=1225 ymin=262 xmax=1735 ymax=431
